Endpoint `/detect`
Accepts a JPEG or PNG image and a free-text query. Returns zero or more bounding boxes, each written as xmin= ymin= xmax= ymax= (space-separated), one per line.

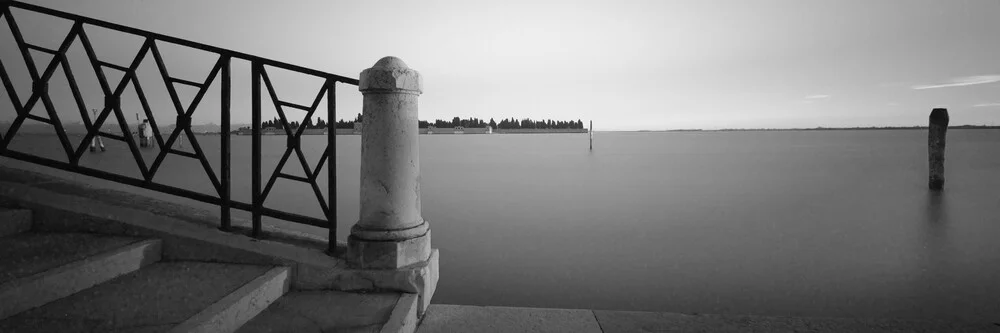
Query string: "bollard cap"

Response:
xmin=359 ymin=56 xmax=422 ymax=94
xmin=929 ymin=108 xmax=949 ymax=125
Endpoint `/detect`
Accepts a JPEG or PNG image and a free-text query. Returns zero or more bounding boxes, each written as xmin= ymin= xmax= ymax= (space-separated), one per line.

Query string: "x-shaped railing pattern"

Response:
xmin=259 ymin=66 xmax=333 ymax=218
xmin=0 ymin=1 xmax=357 ymax=253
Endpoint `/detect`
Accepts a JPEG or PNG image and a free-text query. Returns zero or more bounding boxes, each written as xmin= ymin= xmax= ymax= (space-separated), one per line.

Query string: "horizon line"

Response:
xmin=5 ymin=121 xmax=1000 ymax=132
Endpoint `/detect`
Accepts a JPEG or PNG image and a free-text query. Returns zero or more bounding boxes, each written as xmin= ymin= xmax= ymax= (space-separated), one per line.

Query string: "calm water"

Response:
xmin=2 ymin=130 xmax=1000 ymax=322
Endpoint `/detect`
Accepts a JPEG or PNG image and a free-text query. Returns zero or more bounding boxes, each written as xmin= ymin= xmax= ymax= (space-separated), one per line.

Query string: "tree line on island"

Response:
xmin=257 ymin=114 xmax=360 ymax=130
xmin=257 ymin=114 xmax=587 ymax=130
xmin=420 ymin=117 xmax=585 ymax=129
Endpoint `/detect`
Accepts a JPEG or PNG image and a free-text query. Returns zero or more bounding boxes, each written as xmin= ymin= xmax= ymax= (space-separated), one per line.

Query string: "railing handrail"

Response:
xmin=0 ymin=0 xmax=353 ymax=254
xmin=5 ymin=0 xmax=359 ymax=85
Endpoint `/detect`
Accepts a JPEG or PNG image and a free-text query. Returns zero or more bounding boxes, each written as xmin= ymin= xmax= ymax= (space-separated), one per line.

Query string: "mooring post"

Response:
xmin=928 ymin=108 xmax=949 ymax=190
xmin=589 ymin=120 xmax=593 ymax=150
xmin=90 ymin=109 xmax=104 ymax=152
xmin=349 ymin=56 xmax=431 ymax=269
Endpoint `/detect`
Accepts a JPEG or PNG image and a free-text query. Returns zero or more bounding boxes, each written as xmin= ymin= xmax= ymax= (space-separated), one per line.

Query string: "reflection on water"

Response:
xmin=3 ymin=130 xmax=1000 ymax=322
xmin=917 ymin=191 xmax=948 ymax=317
xmin=923 ymin=191 xmax=948 ymax=250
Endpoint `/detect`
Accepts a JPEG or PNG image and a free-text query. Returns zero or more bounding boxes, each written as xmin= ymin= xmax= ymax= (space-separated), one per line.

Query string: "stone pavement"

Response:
xmin=417 ymin=305 xmax=1000 ymax=333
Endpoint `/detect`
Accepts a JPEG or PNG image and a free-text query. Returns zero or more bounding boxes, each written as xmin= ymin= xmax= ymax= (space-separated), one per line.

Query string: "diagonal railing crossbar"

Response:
xmin=1 ymin=7 xmax=76 ymax=161
xmin=0 ymin=1 xmax=353 ymax=253
xmin=72 ymin=34 xmax=154 ymax=179
xmin=258 ymin=66 xmax=331 ymax=218
xmin=146 ymin=47 xmax=225 ymax=191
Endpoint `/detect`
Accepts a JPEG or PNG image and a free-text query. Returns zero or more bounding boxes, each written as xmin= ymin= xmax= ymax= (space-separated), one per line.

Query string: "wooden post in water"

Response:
xmin=589 ymin=120 xmax=593 ymax=150
xmin=90 ymin=109 xmax=105 ymax=152
xmin=928 ymin=108 xmax=949 ymax=191
xmin=135 ymin=113 xmax=140 ymax=143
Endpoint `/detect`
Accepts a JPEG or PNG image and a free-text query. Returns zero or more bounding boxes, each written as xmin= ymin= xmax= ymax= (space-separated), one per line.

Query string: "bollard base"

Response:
xmin=333 ymin=249 xmax=438 ymax=318
xmin=347 ymin=228 xmax=431 ymax=270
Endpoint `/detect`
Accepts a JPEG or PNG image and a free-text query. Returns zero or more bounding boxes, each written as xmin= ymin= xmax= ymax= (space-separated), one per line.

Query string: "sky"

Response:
xmin=2 ymin=0 xmax=1000 ymax=131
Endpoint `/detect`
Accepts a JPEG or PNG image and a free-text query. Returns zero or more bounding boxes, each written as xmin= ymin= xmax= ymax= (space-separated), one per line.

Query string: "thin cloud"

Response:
xmin=912 ymin=75 xmax=1000 ymax=90
xmin=878 ymin=82 xmax=910 ymax=88
xmin=805 ymin=94 xmax=830 ymax=99
xmin=973 ymin=102 xmax=1000 ymax=107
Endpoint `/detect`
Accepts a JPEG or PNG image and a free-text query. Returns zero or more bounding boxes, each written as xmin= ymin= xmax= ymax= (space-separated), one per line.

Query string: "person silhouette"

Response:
xmin=137 ymin=121 xmax=148 ymax=147
xmin=141 ymin=119 xmax=153 ymax=148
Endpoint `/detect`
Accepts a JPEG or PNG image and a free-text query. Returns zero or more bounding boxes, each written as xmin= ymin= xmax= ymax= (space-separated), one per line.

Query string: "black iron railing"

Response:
xmin=0 ymin=1 xmax=356 ymax=253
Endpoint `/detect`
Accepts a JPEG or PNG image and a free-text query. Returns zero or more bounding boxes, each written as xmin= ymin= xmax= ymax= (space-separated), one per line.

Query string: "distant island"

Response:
xmin=0 ymin=114 xmax=590 ymax=136
xmin=329 ymin=114 xmax=587 ymax=131
xmin=233 ymin=115 xmax=589 ymax=135
xmin=250 ymin=114 xmax=588 ymax=131
xmin=6 ymin=121 xmax=999 ymax=136
xmin=661 ymin=125 xmax=1000 ymax=132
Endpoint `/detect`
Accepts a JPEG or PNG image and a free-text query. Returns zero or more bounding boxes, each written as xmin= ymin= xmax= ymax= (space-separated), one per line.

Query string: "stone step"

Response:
xmin=0 ymin=208 xmax=32 ymax=237
xmin=170 ymin=265 xmax=290 ymax=333
xmin=0 ymin=232 xmax=160 ymax=320
xmin=0 ymin=262 xmax=288 ymax=333
xmin=236 ymin=290 xmax=402 ymax=333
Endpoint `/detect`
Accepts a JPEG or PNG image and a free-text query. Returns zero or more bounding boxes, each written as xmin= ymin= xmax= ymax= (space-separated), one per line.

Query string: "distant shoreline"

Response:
xmin=6 ymin=123 xmax=1000 ymax=135
xmin=640 ymin=125 xmax=1000 ymax=132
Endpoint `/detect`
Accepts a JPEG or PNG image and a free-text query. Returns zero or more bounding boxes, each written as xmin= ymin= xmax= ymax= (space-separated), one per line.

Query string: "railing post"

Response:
xmin=251 ymin=62 xmax=262 ymax=237
xmin=348 ymin=56 xmax=431 ymax=269
xmin=220 ymin=56 xmax=231 ymax=231
xmin=928 ymin=108 xmax=949 ymax=191
xmin=326 ymin=79 xmax=337 ymax=254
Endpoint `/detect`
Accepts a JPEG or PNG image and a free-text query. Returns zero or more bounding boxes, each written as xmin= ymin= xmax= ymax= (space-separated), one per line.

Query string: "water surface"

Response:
xmin=3 ymin=130 xmax=999 ymax=321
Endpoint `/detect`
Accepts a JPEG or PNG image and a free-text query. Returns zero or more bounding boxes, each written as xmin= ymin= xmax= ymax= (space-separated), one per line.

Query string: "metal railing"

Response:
xmin=0 ymin=1 xmax=355 ymax=253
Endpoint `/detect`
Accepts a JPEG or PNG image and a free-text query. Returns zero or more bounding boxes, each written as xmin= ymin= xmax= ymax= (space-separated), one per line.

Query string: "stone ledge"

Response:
xmin=381 ymin=293 xmax=419 ymax=333
xmin=592 ymin=310 xmax=1000 ymax=333
xmin=417 ymin=305 xmax=1000 ymax=333
xmin=417 ymin=305 xmax=602 ymax=333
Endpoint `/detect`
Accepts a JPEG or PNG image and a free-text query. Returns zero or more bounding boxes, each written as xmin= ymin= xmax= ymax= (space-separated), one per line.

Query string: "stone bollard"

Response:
xmin=348 ymin=56 xmax=431 ymax=269
xmin=928 ymin=108 xmax=949 ymax=191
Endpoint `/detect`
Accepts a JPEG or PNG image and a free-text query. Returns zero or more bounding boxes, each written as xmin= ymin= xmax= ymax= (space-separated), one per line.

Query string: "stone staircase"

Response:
xmin=0 ymin=206 xmax=409 ymax=333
